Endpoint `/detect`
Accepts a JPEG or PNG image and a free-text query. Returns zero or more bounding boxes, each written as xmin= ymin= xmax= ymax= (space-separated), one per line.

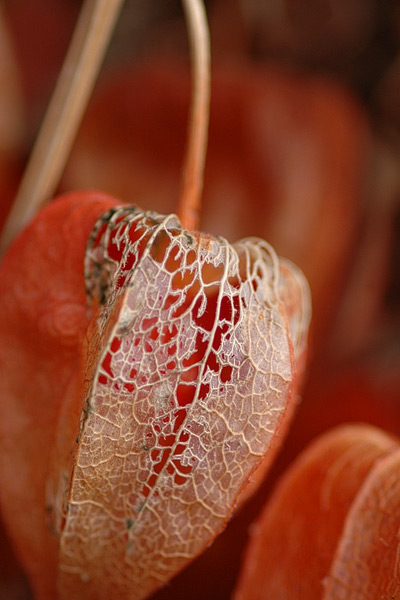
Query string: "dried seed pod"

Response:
xmin=0 ymin=193 xmax=120 ymax=600
xmin=0 ymin=2 xmax=311 ymax=598
xmin=323 ymin=447 xmax=400 ymax=599
xmin=42 ymin=202 xmax=310 ymax=599
xmin=233 ymin=423 xmax=399 ymax=600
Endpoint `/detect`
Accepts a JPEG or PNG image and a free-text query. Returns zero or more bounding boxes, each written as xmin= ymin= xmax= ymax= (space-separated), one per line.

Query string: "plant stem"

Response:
xmin=178 ymin=0 xmax=211 ymax=231
xmin=0 ymin=0 xmax=124 ymax=255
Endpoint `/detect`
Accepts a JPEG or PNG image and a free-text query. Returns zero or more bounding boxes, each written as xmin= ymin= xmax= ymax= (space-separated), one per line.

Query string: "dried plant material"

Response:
xmin=42 ymin=203 xmax=310 ymax=599
xmin=234 ymin=424 xmax=399 ymax=600
xmin=178 ymin=0 xmax=210 ymax=230
xmin=323 ymin=447 xmax=400 ymax=599
xmin=0 ymin=0 xmax=124 ymax=255
xmin=0 ymin=1 xmax=311 ymax=597
xmin=0 ymin=193 xmax=120 ymax=600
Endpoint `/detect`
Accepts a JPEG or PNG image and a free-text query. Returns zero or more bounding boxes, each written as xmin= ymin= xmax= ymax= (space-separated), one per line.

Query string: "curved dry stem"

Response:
xmin=0 ymin=0 xmax=124 ymax=256
xmin=178 ymin=0 xmax=211 ymax=231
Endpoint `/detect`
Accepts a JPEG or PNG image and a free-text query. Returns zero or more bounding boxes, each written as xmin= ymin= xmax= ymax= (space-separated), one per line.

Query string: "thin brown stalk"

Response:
xmin=178 ymin=0 xmax=211 ymax=231
xmin=0 ymin=0 xmax=125 ymax=255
